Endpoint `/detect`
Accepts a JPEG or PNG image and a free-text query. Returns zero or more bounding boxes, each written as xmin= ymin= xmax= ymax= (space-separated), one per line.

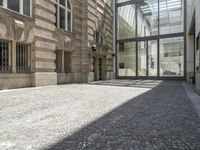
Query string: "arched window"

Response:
xmin=55 ymin=0 xmax=72 ymax=32
xmin=94 ymin=32 xmax=104 ymax=45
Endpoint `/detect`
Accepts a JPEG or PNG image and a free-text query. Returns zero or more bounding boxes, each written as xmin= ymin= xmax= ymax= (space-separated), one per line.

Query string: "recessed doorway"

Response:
xmin=93 ymin=57 xmax=103 ymax=81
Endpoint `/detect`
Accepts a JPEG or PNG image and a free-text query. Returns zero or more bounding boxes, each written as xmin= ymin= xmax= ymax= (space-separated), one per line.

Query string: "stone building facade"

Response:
xmin=186 ymin=0 xmax=200 ymax=94
xmin=0 ymin=0 xmax=113 ymax=89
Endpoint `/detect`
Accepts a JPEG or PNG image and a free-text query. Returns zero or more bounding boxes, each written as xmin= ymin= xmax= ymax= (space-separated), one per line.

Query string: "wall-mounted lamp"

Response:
xmin=89 ymin=44 xmax=97 ymax=58
xmin=91 ymin=44 xmax=97 ymax=52
xmin=112 ymin=53 xmax=115 ymax=57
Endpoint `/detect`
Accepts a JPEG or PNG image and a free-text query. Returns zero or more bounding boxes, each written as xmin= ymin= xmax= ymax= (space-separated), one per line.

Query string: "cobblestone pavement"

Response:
xmin=0 ymin=80 xmax=200 ymax=150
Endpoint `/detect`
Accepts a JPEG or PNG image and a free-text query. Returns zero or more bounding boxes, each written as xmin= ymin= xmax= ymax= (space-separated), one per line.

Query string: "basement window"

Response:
xmin=0 ymin=0 xmax=32 ymax=17
xmin=64 ymin=51 xmax=71 ymax=73
xmin=56 ymin=50 xmax=71 ymax=73
xmin=16 ymin=43 xmax=30 ymax=73
xmin=0 ymin=40 xmax=11 ymax=73
xmin=56 ymin=50 xmax=62 ymax=73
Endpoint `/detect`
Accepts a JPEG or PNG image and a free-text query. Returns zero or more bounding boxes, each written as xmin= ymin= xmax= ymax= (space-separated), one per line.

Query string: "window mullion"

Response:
xmin=3 ymin=0 xmax=7 ymax=8
xmin=57 ymin=5 xmax=60 ymax=28
xmin=30 ymin=0 xmax=32 ymax=17
xmin=16 ymin=44 xmax=18 ymax=71
xmin=3 ymin=42 xmax=5 ymax=71
xmin=69 ymin=0 xmax=72 ymax=32
xmin=2 ymin=42 xmax=4 ymax=71
xmin=65 ymin=9 xmax=67 ymax=31
xmin=19 ymin=44 xmax=21 ymax=71
xmin=70 ymin=10 xmax=72 ymax=32
xmin=22 ymin=45 xmax=25 ymax=71
xmin=20 ymin=0 xmax=23 ymax=14
xmin=65 ymin=0 xmax=67 ymax=31
xmin=4 ymin=42 xmax=7 ymax=71
xmin=9 ymin=42 xmax=11 ymax=72
xmin=25 ymin=45 xmax=27 ymax=71
xmin=57 ymin=0 xmax=60 ymax=28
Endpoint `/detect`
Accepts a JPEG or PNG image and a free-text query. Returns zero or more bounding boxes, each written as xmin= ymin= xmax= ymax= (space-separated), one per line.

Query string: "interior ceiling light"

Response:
xmin=167 ymin=5 xmax=181 ymax=9
xmin=167 ymin=0 xmax=180 ymax=3
xmin=142 ymin=8 xmax=150 ymax=11
xmin=167 ymin=3 xmax=181 ymax=7
xmin=167 ymin=1 xmax=180 ymax=4
xmin=143 ymin=10 xmax=151 ymax=13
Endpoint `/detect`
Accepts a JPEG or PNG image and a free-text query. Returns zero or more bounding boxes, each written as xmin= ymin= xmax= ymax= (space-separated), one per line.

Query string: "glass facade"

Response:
xmin=137 ymin=0 xmax=158 ymax=37
xmin=160 ymin=37 xmax=184 ymax=76
xmin=117 ymin=4 xmax=136 ymax=39
xmin=159 ymin=0 xmax=184 ymax=35
xmin=138 ymin=41 xmax=147 ymax=76
xmin=116 ymin=0 xmax=185 ymax=78
xmin=118 ymin=42 xmax=136 ymax=76
xmin=148 ymin=40 xmax=158 ymax=76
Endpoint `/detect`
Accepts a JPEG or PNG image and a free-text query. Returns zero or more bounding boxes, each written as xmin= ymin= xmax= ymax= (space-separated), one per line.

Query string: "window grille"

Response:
xmin=64 ymin=51 xmax=71 ymax=73
xmin=56 ymin=50 xmax=62 ymax=73
xmin=0 ymin=40 xmax=10 ymax=73
xmin=16 ymin=43 xmax=30 ymax=73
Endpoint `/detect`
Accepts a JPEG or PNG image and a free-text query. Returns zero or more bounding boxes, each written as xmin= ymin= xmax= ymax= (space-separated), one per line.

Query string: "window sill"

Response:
xmin=0 ymin=73 xmax=31 ymax=78
xmin=0 ymin=7 xmax=34 ymax=23
xmin=96 ymin=43 xmax=111 ymax=49
xmin=57 ymin=72 xmax=72 ymax=73
xmin=56 ymin=27 xmax=73 ymax=36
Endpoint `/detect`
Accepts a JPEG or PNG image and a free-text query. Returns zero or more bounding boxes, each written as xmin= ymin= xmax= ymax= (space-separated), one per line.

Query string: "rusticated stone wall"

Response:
xmin=0 ymin=0 xmax=113 ymax=89
xmin=82 ymin=0 xmax=114 ymax=82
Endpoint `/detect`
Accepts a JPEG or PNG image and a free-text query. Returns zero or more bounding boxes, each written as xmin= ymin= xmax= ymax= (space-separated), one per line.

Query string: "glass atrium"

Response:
xmin=116 ymin=0 xmax=185 ymax=79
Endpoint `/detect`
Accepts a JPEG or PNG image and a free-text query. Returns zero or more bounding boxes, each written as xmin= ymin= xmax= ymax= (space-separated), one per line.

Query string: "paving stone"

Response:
xmin=0 ymin=81 xmax=200 ymax=150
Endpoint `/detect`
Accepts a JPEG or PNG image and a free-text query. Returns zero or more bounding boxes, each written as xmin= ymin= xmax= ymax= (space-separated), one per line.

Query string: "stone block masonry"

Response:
xmin=0 ymin=0 xmax=113 ymax=89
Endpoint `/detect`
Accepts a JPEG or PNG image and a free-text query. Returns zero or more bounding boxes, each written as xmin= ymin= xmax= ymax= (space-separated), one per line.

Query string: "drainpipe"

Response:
xmin=113 ymin=0 xmax=116 ymax=79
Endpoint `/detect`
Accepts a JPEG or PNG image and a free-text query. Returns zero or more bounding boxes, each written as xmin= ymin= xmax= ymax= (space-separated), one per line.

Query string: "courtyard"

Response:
xmin=0 ymin=80 xmax=200 ymax=150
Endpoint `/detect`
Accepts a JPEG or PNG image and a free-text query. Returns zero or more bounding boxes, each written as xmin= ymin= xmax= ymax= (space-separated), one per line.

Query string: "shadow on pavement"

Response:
xmin=87 ymin=80 xmax=163 ymax=89
xmin=43 ymin=81 xmax=200 ymax=150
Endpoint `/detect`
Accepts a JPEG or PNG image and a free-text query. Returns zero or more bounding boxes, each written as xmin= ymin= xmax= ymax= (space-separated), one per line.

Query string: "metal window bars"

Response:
xmin=0 ymin=41 xmax=11 ymax=73
xmin=64 ymin=51 xmax=71 ymax=73
xmin=16 ymin=43 xmax=30 ymax=73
